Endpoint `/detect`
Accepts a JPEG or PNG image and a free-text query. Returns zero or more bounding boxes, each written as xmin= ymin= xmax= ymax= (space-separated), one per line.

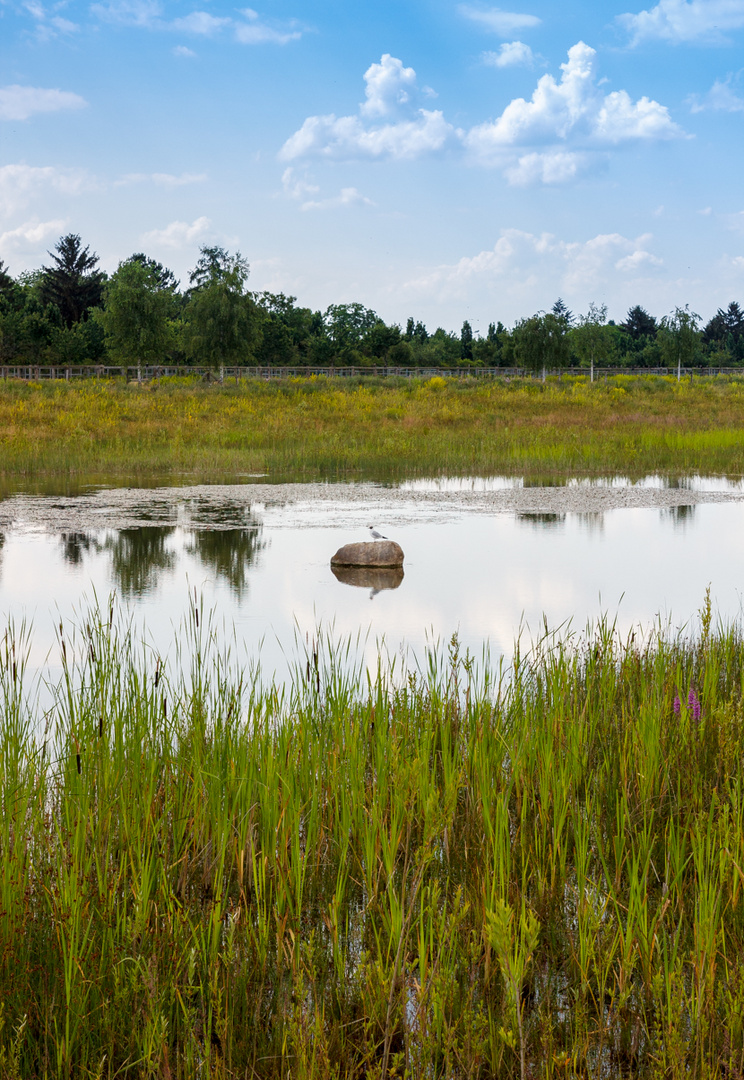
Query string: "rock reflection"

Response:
xmin=104 ymin=527 xmax=177 ymax=598
xmin=186 ymin=527 xmax=265 ymax=597
xmin=60 ymin=532 xmax=101 ymax=565
xmin=332 ymin=565 xmax=404 ymax=600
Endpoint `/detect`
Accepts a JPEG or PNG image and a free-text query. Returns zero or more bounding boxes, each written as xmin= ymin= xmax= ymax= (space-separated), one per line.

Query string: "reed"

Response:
xmin=3 ymin=373 xmax=744 ymax=491
xmin=1 ymin=596 xmax=744 ymax=1076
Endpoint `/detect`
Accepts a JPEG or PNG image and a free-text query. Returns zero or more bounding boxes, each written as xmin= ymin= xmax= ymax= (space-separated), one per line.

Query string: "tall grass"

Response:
xmin=2 ymin=596 xmax=744 ymax=1076
xmin=3 ymin=373 xmax=744 ymax=490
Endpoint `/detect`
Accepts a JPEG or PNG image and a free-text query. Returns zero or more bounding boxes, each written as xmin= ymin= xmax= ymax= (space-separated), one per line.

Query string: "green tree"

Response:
xmin=512 ymin=311 xmax=570 ymax=380
xmin=323 ymin=303 xmax=379 ymax=362
xmin=181 ymin=247 xmax=261 ymax=368
xmin=659 ymin=305 xmax=701 ymax=379
xmin=96 ymin=257 xmax=178 ymax=364
xmin=40 ymin=234 xmax=105 ymax=328
xmin=460 ymin=320 xmax=473 ymax=361
xmin=570 ymin=303 xmax=614 ymax=380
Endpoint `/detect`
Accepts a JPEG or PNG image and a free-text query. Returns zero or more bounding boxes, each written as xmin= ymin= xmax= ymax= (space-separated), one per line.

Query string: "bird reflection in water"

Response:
xmin=331 ymin=565 xmax=404 ymax=600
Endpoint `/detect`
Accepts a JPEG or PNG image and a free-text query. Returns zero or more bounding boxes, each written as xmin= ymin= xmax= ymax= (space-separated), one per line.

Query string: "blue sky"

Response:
xmin=2 ymin=0 xmax=744 ymax=332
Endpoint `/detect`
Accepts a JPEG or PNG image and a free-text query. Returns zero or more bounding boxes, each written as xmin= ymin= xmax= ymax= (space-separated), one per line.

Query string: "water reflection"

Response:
xmin=60 ymin=532 xmax=100 ymax=565
xmin=663 ymin=504 xmax=697 ymax=527
xmin=57 ymin=523 xmax=266 ymax=599
xmin=332 ymin=565 xmax=404 ymax=599
xmin=104 ymin=528 xmax=177 ymax=598
xmin=186 ymin=527 xmax=265 ymax=597
xmin=518 ymin=512 xmax=567 ymax=528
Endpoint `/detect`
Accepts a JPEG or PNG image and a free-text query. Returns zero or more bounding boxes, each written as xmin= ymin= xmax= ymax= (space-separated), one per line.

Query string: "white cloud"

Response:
xmin=90 ymin=0 xmax=161 ymax=26
xmin=234 ymin=15 xmax=302 ymax=44
xmin=279 ymin=54 xmax=456 ymax=161
xmin=465 ymin=41 xmax=682 ymax=179
xmin=505 ymin=150 xmax=590 ymax=185
xmin=689 ymin=74 xmax=744 ymax=112
xmin=22 ymin=0 xmax=79 ymax=39
xmin=401 ymin=229 xmax=664 ymax=308
xmin=360 ymin=54 xmax=418 ymax=117
xmin=173 ymin=44 xmax=196 ymax=56
xmin=0 ymin=164 xmax=94 ymax=218
xmin=618 ymin=0 xmax=744 ymax=44
xmin=89 ymin=0 xmax=303 ymax=42
xmin=458 ymin=4 xmax=541 ymax=33
xmin=141 ymin=216 xmax=212 ymax=248
xmin=0 ymin=85 xmax=87 ymax=122
xmin=171 ymin=11 xmax=229 ymax=34
xmin=483 ymin=41 xmax=536 ymax=68
xmin=115 ymin=171 xmax=207 ymax=187
xmin=281 ymin=166 xmax=319 ymax=199
xmin=0 ymin=219 xmax=67 ymax=261
xmin=301 ymin=187 xmax=375 ymax=211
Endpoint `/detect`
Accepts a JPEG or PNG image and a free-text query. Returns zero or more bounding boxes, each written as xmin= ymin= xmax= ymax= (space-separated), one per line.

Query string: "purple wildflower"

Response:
xmin=688 ymin=688 xmax=701 ymax=722
xmin=673 ymin=693 xmax=681 ymax=715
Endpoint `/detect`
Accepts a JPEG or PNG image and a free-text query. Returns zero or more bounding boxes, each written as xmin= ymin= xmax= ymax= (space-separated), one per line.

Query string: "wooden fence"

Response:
xmin=1 ymin=364 xmax=743 ymax=382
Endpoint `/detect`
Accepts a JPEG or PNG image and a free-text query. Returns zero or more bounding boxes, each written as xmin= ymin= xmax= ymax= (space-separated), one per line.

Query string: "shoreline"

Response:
xmin=1 ymin=477 xmax=743 ymax=533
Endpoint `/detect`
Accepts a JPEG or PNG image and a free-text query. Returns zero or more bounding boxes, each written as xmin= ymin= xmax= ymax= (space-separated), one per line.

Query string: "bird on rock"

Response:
xmin=367 ymin=525 xmax=388 ymax=540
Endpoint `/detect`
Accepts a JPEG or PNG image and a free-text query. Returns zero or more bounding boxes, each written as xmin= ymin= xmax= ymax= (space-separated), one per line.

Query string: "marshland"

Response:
xmin=3 ymin=373 xmax=744 ymax=1077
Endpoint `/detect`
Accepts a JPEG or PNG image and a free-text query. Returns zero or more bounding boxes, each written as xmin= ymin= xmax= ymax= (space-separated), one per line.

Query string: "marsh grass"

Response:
xmin=3 ymin=595 xmax=744 ymax=1076
xmin=3 ymin=373 xmax=744 ymax=489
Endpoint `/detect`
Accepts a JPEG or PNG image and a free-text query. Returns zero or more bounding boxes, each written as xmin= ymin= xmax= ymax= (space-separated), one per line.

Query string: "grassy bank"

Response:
xmin=3 ymin=373 xmax=744 ymax=490
xmin=2 ymin=600 xmax=744 ymax=1076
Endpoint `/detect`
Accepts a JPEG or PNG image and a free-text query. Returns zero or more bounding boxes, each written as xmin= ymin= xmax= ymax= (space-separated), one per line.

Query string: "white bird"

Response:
xmin=367 ymin=524 xmax=388 ymax=540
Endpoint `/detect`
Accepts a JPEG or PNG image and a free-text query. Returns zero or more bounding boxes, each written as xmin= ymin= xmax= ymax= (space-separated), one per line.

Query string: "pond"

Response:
xmin=1 ymin=475 xmax=743 ymax=685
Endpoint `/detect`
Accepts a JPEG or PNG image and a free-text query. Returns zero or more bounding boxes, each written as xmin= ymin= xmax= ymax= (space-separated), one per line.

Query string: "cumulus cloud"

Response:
xmin=458 ymin=4 xmax=541 ymax=33
xmin=279 ymin=54 xmax=456 ymax=161
xmin=301 ymin=187 xmax=375 ymax=211
xmin=141 ymin=216 xmax=212 ymax=248
xmin=279 ymin=45 xmax=682 ymax=184
xmin=173 ymin=44 xmax=196 ymax=56
xmin=618 ymin=0 xmax=744 ymax=44
xmin=0 ymin=218 xmax=67 ymax=260
xmin=401 ymin=229 xmax=664 ymax=308
xmin=0 ymin=164 xmax=94 ymax=218
xmin=483 ymin=41 xmax=536 ymax=68
xmin=689 ymin=74 xmax=744 ymax=112
xmin=465 ymin=41 xmax=683 ymax=179
xmin=0 ymin=85 xmax=87 ymax=122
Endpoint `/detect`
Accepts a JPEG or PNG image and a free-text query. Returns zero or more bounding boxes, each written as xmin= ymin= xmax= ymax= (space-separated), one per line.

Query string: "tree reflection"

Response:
xmin=663 ymin=504 xmax=696 ymax=527
xmin=517 ymin=513 xmax=567 ymax=529
xmin=59 ymin=532 xmax=101 ymax=565
xmin=104 ymin=527 xmax=177 ymax=598
xmin=186 ymin=526 xmax=265 ymax=597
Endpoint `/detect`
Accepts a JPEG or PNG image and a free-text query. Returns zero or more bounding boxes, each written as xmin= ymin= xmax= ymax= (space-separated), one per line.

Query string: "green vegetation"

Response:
xmin=2 ymin=596 xmax=744 ymax=1076
xmin=2 ymin=373 xmax=744 ymax=491
xmin=2 ymin=235 xmax=744 ymax=368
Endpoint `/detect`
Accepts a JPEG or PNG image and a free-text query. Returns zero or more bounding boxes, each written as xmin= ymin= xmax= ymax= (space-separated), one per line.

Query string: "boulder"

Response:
xmin=330 ymin=540 xmax=404 ymax=569
xmin=331 ymin=565 xmax=404 ymax=591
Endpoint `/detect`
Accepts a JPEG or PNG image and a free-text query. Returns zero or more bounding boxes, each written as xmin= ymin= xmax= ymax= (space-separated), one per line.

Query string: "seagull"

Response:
xmin=367 ymin=524 xmax=388 ymax=540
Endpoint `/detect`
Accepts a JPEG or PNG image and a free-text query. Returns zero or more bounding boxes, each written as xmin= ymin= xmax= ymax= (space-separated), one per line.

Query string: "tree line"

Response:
xmin=1 ymin=234 xmax=742 ymax=370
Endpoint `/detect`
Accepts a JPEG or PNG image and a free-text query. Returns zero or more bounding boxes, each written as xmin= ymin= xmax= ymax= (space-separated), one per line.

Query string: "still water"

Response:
xmin=0 ymin=476 xmax=743 ymax=684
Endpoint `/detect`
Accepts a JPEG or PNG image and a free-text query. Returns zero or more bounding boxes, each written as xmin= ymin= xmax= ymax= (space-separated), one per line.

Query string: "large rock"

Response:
xmin=331 ymin=565 xmax=404 ymax=591
xmin=331 ymin=540 xmax=404 ymax=568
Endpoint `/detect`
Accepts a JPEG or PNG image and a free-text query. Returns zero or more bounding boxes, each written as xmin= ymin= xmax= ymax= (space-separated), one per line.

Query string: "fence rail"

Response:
xmin=1 ymin=364 xmax=743 ymax=382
